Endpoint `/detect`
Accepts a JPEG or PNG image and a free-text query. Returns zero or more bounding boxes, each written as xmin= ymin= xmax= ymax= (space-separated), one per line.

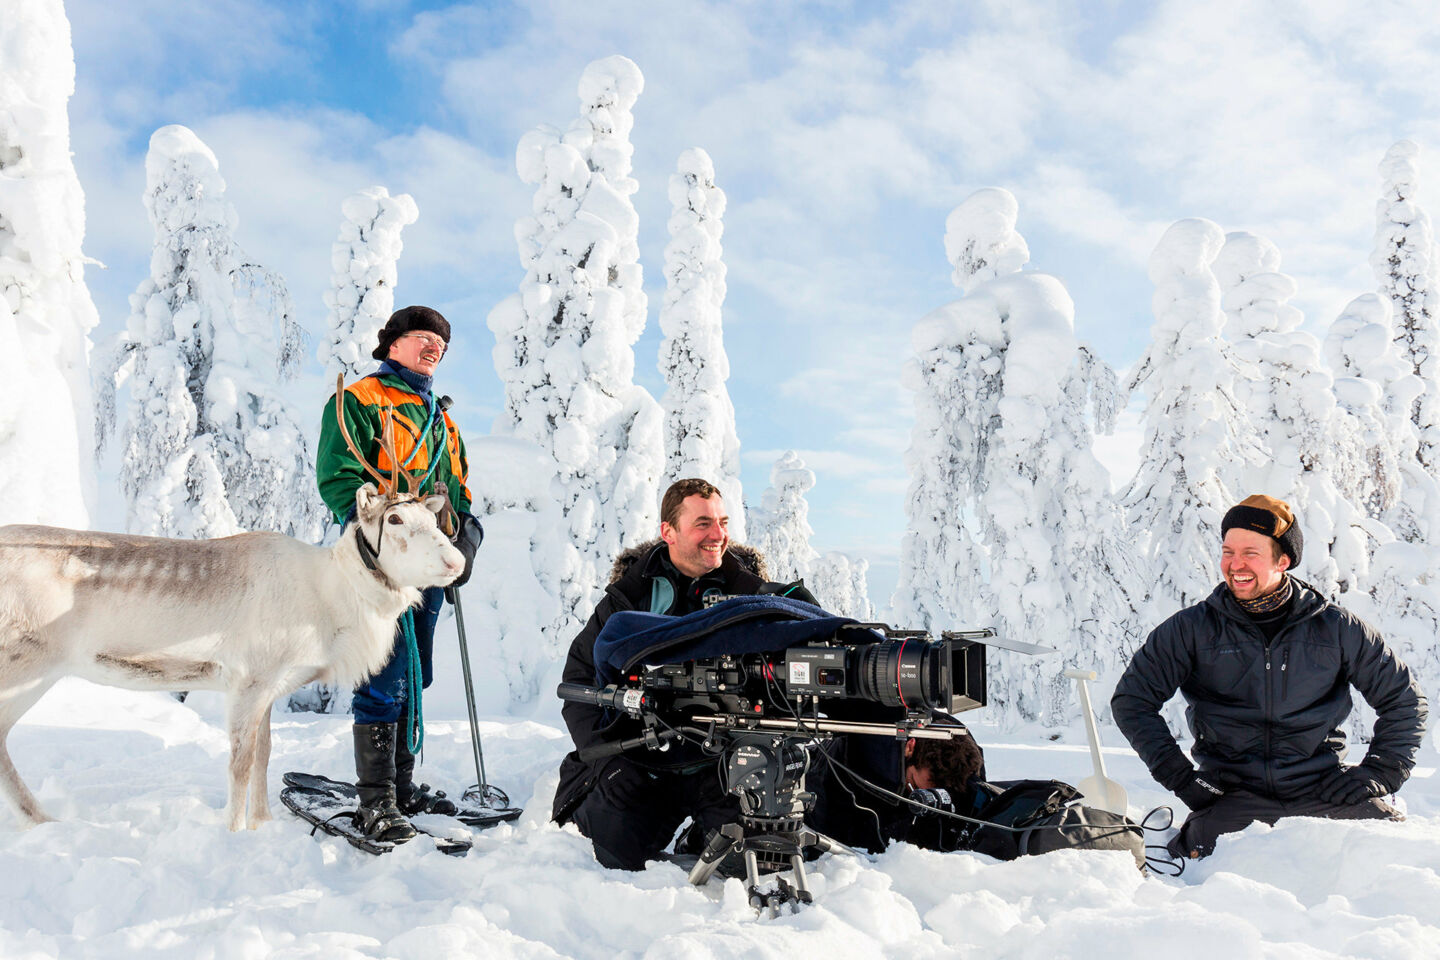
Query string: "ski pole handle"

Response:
xmin=1063 ymin=669 xmax=1097 ymax=681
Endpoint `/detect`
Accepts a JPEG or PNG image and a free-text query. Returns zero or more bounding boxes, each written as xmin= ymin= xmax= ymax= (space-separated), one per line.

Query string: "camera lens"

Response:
xmin=853 ymin=639 xmax=944 ymax=710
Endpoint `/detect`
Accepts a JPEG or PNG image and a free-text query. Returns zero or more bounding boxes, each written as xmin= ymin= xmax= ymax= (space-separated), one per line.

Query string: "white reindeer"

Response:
xmin=0 ymin=386 xmax=465 ymax=830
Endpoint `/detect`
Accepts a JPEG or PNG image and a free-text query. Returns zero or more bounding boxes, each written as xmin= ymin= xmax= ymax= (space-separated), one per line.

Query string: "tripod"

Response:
xmin=685 ymin=731 xmax=859 ymax=913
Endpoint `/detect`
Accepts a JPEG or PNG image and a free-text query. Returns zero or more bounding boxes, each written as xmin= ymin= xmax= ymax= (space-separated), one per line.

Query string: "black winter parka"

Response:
xmin=1112 ymin=579 xmax=1426 ymax=800
xmin=551 ymin=540 xmax=768 ymax=822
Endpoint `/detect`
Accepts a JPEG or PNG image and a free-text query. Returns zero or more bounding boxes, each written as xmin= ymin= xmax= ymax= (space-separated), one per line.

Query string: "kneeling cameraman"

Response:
xmin=553 ymin=479 xmax=797 ymax=870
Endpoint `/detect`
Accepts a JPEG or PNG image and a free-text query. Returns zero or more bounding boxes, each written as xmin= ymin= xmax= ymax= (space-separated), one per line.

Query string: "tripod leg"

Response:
xmin=688 ymin=824 xmax=742 ymax=886
xmin=803 ymin=828 xmax=864 ymax=860
xmin=788 ymin=854 xmax=814 ymax=904
xmin=744 ymin=849 xmax=762 ymax=889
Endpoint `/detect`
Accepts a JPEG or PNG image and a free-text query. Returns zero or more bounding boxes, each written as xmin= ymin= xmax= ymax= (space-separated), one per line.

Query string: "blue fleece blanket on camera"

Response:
xmin=592 ymin=595 xmax=867 ymax=686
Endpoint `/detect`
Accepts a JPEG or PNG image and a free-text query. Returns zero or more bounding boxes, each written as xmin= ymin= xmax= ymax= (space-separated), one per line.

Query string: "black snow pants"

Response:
xmin=1169 ymin=788 xmax=1403 ymax=859
xmin=570 ymin=757 xmax=739 ymax=871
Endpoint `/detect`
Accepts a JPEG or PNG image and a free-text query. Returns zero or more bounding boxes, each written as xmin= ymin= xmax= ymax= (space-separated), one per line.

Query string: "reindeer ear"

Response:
xmin=356 ymin=483 xmax=384 ymax=517
xmin=423 ymin=494 xmax=448 ymax=516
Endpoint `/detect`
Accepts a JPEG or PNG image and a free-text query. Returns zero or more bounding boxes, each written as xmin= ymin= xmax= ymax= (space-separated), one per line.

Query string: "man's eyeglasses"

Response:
xmin=400 ymin=332 xmax=447 ymax=356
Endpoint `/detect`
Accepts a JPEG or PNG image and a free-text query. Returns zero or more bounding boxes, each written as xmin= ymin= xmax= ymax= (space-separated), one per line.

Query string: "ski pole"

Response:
xmin=450 ymin=587 xmax=489 ymax=792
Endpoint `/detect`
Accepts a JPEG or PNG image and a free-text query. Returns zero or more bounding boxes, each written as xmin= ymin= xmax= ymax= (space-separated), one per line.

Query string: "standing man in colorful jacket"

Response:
xmin=317 ymin=305 xmax=482 ymax=842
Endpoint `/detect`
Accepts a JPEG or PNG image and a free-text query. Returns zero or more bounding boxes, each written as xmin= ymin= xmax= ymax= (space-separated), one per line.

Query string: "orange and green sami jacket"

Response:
xmin=317 ymin=373 xmax=472 ymax=523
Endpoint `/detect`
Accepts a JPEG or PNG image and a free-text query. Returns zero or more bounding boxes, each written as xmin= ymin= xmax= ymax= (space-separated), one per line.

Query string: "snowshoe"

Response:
xmin=285 ymin=771 xmax=521 ymax=830
xmin=281 ymin=771 xmax=475 ymax=856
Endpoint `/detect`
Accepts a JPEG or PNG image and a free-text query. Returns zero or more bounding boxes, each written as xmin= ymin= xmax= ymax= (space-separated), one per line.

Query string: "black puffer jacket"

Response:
xmin=1112 ymin=579 xmax=1427 ymax=800
xmin=551 ymin=540 xmax=769 ymax=822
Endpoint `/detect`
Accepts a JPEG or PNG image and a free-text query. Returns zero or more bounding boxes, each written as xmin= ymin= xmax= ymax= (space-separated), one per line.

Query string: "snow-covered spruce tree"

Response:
xmin=319 ymin=186 xmax=419 ymax=385
xmin=657 ymin=148 xmax=745 ymax=540
xmin=488 ymin=56 xmax=663 ymax=638
xmin=1325 ymin=293 xmax=1405 ymax=521
xmin=749 ymin=450 xmax=820 ymax=584
xmin=1214 ymin=231 xmax=1374 ymax=597
xmin=1325 ymin=293 xmax=1440 ymax=730
xmin=810 ymin=552 xmax=874 ymax=619
xmin=1323 ymin=292 xmax=1440 ymax=740
xmin=890 ymin=188 xmax=1022 ymax=633
xmin=897 ymin=188 xmax=1144 ymax=725
xmin=98 ymin=125 xmax=323 ymax=541
xmin=1372 ymin=139 xmax=1440 ymax=473
xmin=972 ymin=275 xmax=1141 ymax=726
xmin=0 ymin=0 xmax=99 ymax=527
xmin=1123 ymin=219 xmax=1263 ymax=617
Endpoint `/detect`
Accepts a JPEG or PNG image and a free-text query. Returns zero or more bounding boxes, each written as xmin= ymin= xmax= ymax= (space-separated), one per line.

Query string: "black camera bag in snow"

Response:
xmin=961 ymin=779 xmax=1144 ymax=867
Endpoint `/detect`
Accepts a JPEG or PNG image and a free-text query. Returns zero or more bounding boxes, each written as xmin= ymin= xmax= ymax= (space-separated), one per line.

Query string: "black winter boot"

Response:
xmin=353 ymin=723 xmax=418 ymax=843
xmin=394 ymin=731 xmax=459 ymax=816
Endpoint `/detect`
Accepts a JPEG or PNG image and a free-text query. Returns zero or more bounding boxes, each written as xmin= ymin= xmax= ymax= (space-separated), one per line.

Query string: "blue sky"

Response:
xmin=65 ymin=0 xmax=1440 ymax=605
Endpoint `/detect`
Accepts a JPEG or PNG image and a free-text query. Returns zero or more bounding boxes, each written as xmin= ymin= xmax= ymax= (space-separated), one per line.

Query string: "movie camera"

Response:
xmin=557 ymin=603 xmax=1050 ymax=913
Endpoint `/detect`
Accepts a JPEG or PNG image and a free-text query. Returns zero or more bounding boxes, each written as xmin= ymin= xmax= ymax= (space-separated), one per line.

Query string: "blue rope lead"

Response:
xmin=400 ymin=609 xmax=424 ymax=754
xmin=399 ymin=397 xmax=447 ymax=491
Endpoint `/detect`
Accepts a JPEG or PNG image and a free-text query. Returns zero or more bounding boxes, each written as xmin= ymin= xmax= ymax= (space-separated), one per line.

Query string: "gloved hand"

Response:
xmin=761 ymin=579 xmax=821 ymax=607
xmin=449 ymin=513 xmax=483 ymax=588
xmin=1315 ymin=761 xmax=1396 ymax=805
xmin=1175 ymin=771 xmax=1225 ymax=812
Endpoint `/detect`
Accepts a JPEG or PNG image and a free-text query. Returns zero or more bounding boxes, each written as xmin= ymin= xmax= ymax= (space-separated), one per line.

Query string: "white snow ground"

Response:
xmin=1 ymin=670 xmax=1436 ymax=959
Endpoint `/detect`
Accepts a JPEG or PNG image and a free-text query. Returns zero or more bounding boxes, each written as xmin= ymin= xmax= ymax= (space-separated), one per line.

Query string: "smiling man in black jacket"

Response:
xmin=552 ymin=478 xmax=772 ymax=870
xmin=1112 ymin=494 xmax=1427 ymax=859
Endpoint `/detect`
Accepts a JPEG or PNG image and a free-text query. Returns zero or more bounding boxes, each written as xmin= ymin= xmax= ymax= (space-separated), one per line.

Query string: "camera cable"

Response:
xmin=821 ymin=751 xmax=1140 ymax=840
xmin=1137 ymin=805 xmax=1185 ymax=876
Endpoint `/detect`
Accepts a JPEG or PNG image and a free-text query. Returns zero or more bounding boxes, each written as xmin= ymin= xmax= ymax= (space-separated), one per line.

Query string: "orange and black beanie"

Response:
xmin=1221 ymin=494 xmax=1303 ymax=566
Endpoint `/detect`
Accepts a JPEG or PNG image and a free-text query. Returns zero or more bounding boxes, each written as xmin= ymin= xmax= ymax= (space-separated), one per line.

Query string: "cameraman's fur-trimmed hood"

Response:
xmin=608 ymin=539 xmax=769 ymax=586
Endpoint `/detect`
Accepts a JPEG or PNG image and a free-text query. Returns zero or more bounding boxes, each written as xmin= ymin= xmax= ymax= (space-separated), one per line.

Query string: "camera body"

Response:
xmin=613 ymin=623 xmax=994 ymax=726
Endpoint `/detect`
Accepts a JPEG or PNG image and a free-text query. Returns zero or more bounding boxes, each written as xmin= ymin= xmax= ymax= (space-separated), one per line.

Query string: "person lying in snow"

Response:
xmin=804 ymin=712 xmax=988 ymax=853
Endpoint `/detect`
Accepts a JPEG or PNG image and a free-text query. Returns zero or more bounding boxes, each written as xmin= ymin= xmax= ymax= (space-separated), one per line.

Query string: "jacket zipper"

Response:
xmin=1263 ymin=646 xmax=1275 ymax=796
xmin=1216 ymin=593 xmax=1315 ymax=798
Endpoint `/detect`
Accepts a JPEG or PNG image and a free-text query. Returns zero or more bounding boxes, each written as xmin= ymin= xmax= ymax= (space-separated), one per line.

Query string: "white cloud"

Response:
xmin=1016 ymin=162 xmax=1169 ymax=267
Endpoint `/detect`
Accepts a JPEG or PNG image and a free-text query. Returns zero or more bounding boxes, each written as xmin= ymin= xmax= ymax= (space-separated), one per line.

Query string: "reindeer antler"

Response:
xmin=335 ymin=374 xmax=394 ymax=494
xmin=375 ymin=405 xmax=426 ymax=498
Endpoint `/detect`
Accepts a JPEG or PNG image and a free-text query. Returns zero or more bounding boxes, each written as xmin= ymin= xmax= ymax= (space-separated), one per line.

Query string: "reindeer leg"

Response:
xmin=246 ymin=699 xmax=275 ymax=828
xmin=0 ymin=678 xmax=59 ymax=826
xmin=224 ymin=680 xmax=268 ymax=832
